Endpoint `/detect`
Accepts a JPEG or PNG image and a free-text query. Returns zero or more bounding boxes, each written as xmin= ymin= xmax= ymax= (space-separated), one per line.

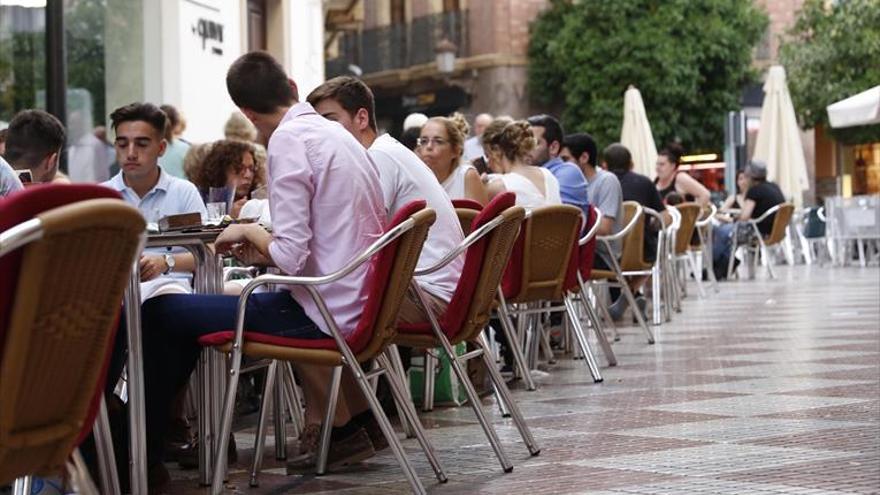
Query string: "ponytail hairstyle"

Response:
xmin=482 ymin=119 xmax=536 ymax=162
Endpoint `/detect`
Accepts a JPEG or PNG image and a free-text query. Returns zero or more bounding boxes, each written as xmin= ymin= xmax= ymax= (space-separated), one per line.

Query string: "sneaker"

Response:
xmin=286 ymin=426 xmax=375 ymax=475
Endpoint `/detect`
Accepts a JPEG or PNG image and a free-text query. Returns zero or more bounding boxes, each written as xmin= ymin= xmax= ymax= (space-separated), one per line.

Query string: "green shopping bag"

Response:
xmin=408 ymin=343 xmax=467 ymax=406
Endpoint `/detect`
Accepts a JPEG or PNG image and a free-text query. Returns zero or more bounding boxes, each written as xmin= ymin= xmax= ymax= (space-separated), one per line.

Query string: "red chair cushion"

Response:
xmin=200 ymin=200 xmax=428 ymax=356
xmin=577 ymin=205 xmax=599 ymax=283
xmin=400 ymin=192 xmax=516 ymax=338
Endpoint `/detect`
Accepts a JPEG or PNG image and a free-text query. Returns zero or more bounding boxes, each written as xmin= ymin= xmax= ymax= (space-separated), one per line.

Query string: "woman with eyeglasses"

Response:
xmin=417 ymin=112 xmax=487 ymax=204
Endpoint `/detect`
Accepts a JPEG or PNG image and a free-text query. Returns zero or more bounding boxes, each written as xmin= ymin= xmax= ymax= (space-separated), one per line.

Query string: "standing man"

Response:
xmin=526 ymin=114 xmax=590 ymax=221
xmin=3 ymin=109 xmax=65 ymax=184
xmin=463 ymin=112 xmax=493 ymax=162
xmin=303 ymin=75 xmax=464 ymax=470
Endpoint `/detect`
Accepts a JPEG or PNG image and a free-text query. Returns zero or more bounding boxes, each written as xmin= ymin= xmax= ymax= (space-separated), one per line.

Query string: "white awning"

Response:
xmin=826 ymin=85 xmax=880 ymax=129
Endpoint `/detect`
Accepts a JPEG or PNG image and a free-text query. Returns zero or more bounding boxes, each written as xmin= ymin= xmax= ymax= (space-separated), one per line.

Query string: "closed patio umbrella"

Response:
xmin=753 ymin=66 xmax=810 ymax=208
xmin=620 ymin=85 xmax=658 ymax=178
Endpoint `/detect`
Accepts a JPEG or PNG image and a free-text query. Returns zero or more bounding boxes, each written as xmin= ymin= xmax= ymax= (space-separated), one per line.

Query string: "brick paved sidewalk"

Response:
xmin=170 ymin=265 xmax=880 ymax=494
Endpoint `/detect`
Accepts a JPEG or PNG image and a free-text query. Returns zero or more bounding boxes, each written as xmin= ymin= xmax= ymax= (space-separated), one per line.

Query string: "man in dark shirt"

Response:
xmin=602 ymin=143 xmax=663 ymax=320
xmin=739 ymin=161 xmax=785 ymax=235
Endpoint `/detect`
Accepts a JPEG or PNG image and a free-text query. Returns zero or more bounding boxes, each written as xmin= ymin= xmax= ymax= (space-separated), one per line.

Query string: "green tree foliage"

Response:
xmin=779 ymin=0 xmax=880 ymax=145
xmin=528 ymin=0 xmax=767 ymax=152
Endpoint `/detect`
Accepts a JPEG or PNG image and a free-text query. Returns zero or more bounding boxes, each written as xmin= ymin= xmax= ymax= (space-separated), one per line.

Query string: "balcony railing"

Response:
xmin=327 ymin=10 xmax=469 ymax=78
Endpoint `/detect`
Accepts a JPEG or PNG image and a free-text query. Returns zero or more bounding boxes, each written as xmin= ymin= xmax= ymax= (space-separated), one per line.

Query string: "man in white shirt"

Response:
xmin=0 ymin=156 xmax=24 ymax=197
xmin=307 ymin=76 xmax=464 ymax=316
xmin=303 ymin=76 xmax=465 ymax=467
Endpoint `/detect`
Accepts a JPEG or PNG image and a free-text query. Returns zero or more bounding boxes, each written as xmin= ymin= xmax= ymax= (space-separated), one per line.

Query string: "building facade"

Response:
xmin=325 ymin=0 xmax=548 ymax=134
xmin=0 ymin=0 xmax=325 ymax=149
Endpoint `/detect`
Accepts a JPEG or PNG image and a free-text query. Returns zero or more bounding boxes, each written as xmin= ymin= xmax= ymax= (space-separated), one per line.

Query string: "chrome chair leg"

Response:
xmin=385 ymin=346 xmax=416 ymax=438
xmin=477 ymin=334 xmax=541 ymax=456
xmin=211 ymin=346 xmax=244 ymax=494
xmin=273 ymin=363 xmax=287 ymax=461
xmin=377 ymin=353 xmax=448 ymax=483
xmin=250 ymin=361 xmax=277 ymax=487
xmin=564 ymin=297 xmax=603 ymax=382
xmin=422 ymin=351 xmax=436 ymax=412
xmin=95 ymin=397 xmax=121 ymax=495
xmin=281 ymin=362 xmax=304 ymax=438
xmin=497 ymin=291 xmax=536 ymax=391
xmin=315 ymin=366 xmax=342 ymax=476
xmin=576 ymin=277 xmax=616 ymax=366
xmin=349 ymin=359 xmax=427 ymax=494
xmin=12 ymin=476 xmax=32 ymax=495
xmin=686 ymin=251 xmax=707 ymax=298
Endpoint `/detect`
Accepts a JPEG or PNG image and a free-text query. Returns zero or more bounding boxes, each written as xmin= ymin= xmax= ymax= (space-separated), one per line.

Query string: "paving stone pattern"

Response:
xmin=171 ymin=265 xmax=880 ymax=494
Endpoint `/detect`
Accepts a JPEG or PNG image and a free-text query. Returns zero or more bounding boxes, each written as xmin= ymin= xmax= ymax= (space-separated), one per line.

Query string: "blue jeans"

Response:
xmin=110 ymin=291 xmax=324 ymax=468
xmin=713 ymin=223 xmax=735 ymax=265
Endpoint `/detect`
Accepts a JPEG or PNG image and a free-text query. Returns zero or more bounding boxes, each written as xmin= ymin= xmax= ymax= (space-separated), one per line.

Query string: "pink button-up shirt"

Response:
xmin=267 ymin=102 xmax=385 ymax=337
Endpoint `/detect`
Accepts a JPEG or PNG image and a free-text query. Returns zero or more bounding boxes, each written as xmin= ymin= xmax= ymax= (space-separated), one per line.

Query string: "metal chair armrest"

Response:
xmin=227 ymin=216 xmax=418 ymax=355
xmin=579 ymin=207 xmax=604 ymax=246
xmin=597 ymin=203 xmax=643 ymax=242
xmin=0 ymin=218 xmax=43 ymax=257
xmin=696 ymin=203 xmax=717 ymax=227
xmin=750 ymin=202 xmax=785 ymax=225
xmin=414 ymin=215 xmax=506 ymax=276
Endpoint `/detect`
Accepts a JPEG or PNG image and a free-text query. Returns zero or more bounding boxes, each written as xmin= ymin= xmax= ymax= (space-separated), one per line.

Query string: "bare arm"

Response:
xmin=598 ymin=217 xmax=615 ymax=236
xmin=738 ymin=199 xmax=756 ymax=222
xmin=677 ymin=172 xmax=711 ymax=206
xmin=463 ymin=168 xmax=488 ymax=205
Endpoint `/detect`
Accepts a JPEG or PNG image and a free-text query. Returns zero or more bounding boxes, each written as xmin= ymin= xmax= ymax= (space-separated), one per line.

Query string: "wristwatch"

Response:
xmin=163 ymin=253 xmax=176 ymax=275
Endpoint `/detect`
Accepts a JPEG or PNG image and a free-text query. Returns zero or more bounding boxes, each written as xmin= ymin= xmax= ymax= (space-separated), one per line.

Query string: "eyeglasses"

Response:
xmin=416 ymin=137 xmax=448 ymax=147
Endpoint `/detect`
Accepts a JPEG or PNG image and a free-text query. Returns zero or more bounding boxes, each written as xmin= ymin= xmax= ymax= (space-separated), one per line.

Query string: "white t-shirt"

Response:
xmin=369 ymin=134 xmax=464 ymax=303
xmin=0 ymin=157 xmax=24 ymax=197
xmin=441 ymin=162 xmax=476 ymax=201
xmin=493 ymin=168 xmax=562 ymax=209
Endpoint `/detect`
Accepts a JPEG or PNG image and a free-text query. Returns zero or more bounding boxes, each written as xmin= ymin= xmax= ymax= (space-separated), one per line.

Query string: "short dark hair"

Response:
xmin=400 ymin=126 xmax=421 ymax=151
xmin=526 ymin=114 xmax=564 ymax=149
xmin=562 ymin=132 xmax=598 ymax=169
xmin=603 ymin=143 xmax=632 ymax=172
xmin=4 ymin=109 xmax=66 ymax=168
xmin=306 ymin=76 xmax=378 ymax=132
xmin=109 ymin=102 xmax=167 ymax=137
xmin=226 ymin=51 xmax=297 ymax=114
xmin=658 ymin=142 xmax=684 ymax=167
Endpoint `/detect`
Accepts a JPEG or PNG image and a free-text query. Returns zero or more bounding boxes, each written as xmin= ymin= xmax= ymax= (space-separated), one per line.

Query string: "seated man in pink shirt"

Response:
xmin=130 ymin=52 xmax=387 ymax=488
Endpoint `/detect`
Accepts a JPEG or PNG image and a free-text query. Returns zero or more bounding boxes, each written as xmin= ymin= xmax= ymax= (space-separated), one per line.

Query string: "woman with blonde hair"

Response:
xmin=417 ymin=112 xmax=486 ymax=204
xmin=483 ymin=118 xmax=561 ymax=208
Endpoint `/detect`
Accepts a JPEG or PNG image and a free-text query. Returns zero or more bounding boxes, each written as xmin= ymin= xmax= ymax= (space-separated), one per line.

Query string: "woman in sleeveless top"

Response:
xmin=654 ymin=143 xmax=710 ymax=206
xmin=482 ymin=118 xmax=562 ymax=208
xmin=717 ymin=170 xmax=749 ymax=223
xmin=417 ymin=113 xmax=487 ymax=204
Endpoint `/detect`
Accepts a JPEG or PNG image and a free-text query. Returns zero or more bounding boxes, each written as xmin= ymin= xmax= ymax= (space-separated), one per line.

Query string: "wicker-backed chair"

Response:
xmin=394 ymin=192 xmax=538 ymax=473
xmin=590 ymin=201 xmax=656 ymax=344
xmin=452 ymin=198 xmax=483 ymax=235
xmin=728 ymin=202 xmax=795 ymax=280
xmin=0 ymin=193 xmax=144 ymax=493
xmin=199 ymin=201 xmax=444 ymax=495
xmin=671 ymin=202 xmax=706 ymax=298
xmin=499 ymin=204 xmax=606 ymax=382
xmin=568 ymin=206 xmax=617 ymax=365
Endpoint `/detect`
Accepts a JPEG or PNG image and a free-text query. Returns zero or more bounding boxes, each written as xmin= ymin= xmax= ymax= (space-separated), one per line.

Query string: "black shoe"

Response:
xmin=176 ymin=435 xmax=237 ymax=470
xmin=286 ymin=426 xmax=375 ymax=475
